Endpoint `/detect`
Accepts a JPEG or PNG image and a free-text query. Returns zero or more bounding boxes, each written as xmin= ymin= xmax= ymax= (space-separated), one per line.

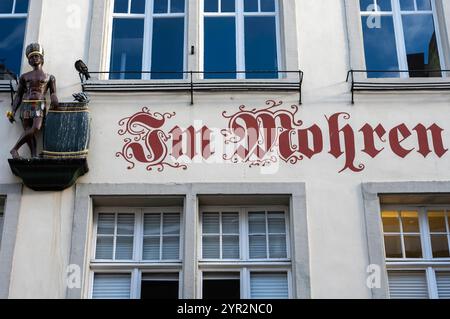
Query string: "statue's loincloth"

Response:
xmin=20 ymin=100 xmax=46 ymax=120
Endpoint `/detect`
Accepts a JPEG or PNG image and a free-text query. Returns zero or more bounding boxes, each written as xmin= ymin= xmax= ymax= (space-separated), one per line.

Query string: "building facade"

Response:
xmin=0 ymin=0 xmax=450 ymax=299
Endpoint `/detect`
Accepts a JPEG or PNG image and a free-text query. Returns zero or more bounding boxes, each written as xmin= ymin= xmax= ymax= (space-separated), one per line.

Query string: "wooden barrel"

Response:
xmin=42 ymin=102 xmax=90 ymax=159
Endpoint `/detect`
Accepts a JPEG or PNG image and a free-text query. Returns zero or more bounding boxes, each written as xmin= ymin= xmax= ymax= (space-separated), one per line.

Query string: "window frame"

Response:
xmin=199 ymin=0 xmax=283 ymax=79
xmin=359 ymin=0 xmax=446 ymax=78
xmin=106 ymin=0 xmax=188 ymax=80
xmin=382 ymin=204 xmax=450 ymax=299
xmin=89 ymin=206 xmax=184 ymax=299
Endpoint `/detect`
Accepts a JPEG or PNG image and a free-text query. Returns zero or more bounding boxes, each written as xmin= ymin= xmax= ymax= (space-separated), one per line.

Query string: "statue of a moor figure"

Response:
xmin=7 ymin=43 xmax=58 ymax=159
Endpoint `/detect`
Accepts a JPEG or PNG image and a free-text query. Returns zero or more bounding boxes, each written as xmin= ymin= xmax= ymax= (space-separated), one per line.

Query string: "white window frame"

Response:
xmin=199 ymin=0 xmax=282 ymax=79
xmin=359 ymin=0 xmax=446 ymax=78
xmin=0 ymin=207 xmax=3 ymax=248
xmin=382 ymin=205 xmax=450 ymax=299
xmin=0 ymin=0 xmax=28 ymax=17
xmin=198 ymin=205 xmax=292 ymax=299
xmin=89 ymin=206 xmax=183 ymax=299
xmin=106 ymin=0 xmax=188 ymax=80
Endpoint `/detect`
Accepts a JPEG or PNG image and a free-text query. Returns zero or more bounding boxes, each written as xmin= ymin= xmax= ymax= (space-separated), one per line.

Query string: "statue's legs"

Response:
xmin=10 ymin=117 xmax=43 ymax=159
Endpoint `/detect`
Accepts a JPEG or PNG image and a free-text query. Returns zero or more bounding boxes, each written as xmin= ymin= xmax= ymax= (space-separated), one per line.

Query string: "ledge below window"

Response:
xmin=346 ymin=70 xmax=450 ymax=104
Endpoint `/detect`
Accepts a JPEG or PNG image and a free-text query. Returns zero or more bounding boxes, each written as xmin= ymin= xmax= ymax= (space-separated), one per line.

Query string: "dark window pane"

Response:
xmin=204 ymin=17 xmax=236 ymax=79
xmin=417 ymin=0 xmax=432 ymax=10
xmin=402 ymin=14 xmax=441 ymax=77
xmin=404 ymin=235 xmax=422 ymax=258
xmin=382 ymin=211 xmax=400 ymax=233
xmin=384 ymin=235 xmax=402 ymax=258
xmin=245 ymin=16 xmax=278 ymax=78
xmin=0 ymin=0 xmax=13 ymax=13
xmin=0 ymin=18 xmax=26 ymax=75
xmin=114 ymin=0 xmax=128 ymax=13
xmin=377 ymin=0 xmax=392 ymax=11
xmin=110 ymin=18 xmax=144 ymax=79
xmin=203 ymin=278 xmax=240 ymax=299
xmin=360 ymin=0 xmax=374 ymax=11
xmin=154 ymin=0 xmax=168 ymax=13
xmin=151 ymin=17 xmax=185 ymax=79
xmin=131 ymin=0 xmax=146 ymax=13
xmin=204 ymin=0 xmax=218 ymax=12
xmin=171 ymin=0 xmax=185 ymax=13
xmin=15 ymin=0 xmax=29 ymax=13
xmin=431 ymin=235 xmax=450 ymax=258
xmin=141 ymin=280 xmax=179 ymax=299
xmin=261 ymin=0 xmax=275 ymax=12
xmin=244 ymin=0 xmax=258 ymax=12
xmin=361 ymin=15 xmax=399 ymax=78
xmin=401 ymin=211 xmax=420 ymax=233
xmin=400 ymin=0 xmax=414 ymax=10
xmin=221 ymin=0 xmax=235 ymax=12
xmin=428 ymin=211 xmax=447 ymax=233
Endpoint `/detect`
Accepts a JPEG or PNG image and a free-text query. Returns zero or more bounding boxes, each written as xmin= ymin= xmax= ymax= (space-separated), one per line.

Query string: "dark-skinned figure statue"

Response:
xmin=8 ymin=43 xmax=58 ymax=159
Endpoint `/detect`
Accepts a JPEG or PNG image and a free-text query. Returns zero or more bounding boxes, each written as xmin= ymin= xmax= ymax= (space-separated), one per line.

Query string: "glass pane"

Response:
xmin=401 ymin=211 xmax=420 ymax=233
xmin=382 ymin=211 xmax=400 ymax=233
xmin=361 ymin=15 xmax=400 ymax=78
xmin=261 ymin=0 xmax=275 ymax=12
xmin=171 ymin=0 xmax=185 ymax=13
xmin=222 ymin=235 xmax=240 ymax=259
xmin=269 ymin=235 xmax=287 ymax=258
xmin=163 ymin=213 xmax=180 ymax=235
xmin=400 ymin=0 xmax=415 ymax=10
xmin=417 ymin=0 xmax=432 ymax=10
xmin=15 ymin=0 xmax=29 ymax=13
xmin=143 ymin=237 xmax=160 ymax=260
xmin=250 ymin=273 xmax=288 ymax=299
xmin=202 ymin=213 xmax=220 ymax=234
xmin=117 ymin=214 xmax=134 ymax=235
xmin=0 ymin=18 xmax=27 ymax=75
xmin=248 ymin=212 xmax=266 ymax=234
xmin=204 ymin=0 xmax=218 ymax=12
xmin=95 ymin=236 xmax=114 ymax=259
xmin=431 ymin=235 xmax=450 ymax=258
xmin=144 ymin=214 xmax=161 ymax=235
xmin=204 ymin=17 xmax=236 ymax=79
xmin=268 ymin=212 xmax=286 ymax=233
xmin=360 ymin=0 xmax=374 ymax=11
xmin=244 ymin=0 xmax=258 ymax=12
xmin=131 ymin=0 xmax=146 ymax=13
xmin=97 ymin=214 xmax=115 ymax=235
xmin=222 ymin=213 xmax=239 ymax=234
xmin=404 ymin=235 xmax=422 ymax=258
xmin=249 ymin=235 xmax=267 ymax=259
xmin=203 ymin=236 xmax=220 ymax=258
xmin=154 ymin=0 xmax=168 ymax=13
xmin=114 ymin=0 xmax=128 ymax=13
xmin=377 ymin=0 xmax=392 ymax=11
xmin=428 ymin=211 xmax=447 ymax=232
xmin=162 ymin=236 xmax=180 ymax=259
xmin=115 ymin=236 xmax=134 ymax=259
xmin=384 ymin=235 xmax=402 ymax=258
xmin=151 ymin=17 xmax=185 ymax=79
xmin=110 ymin=18 xmax=144 ymax=79
xmin=245 ymin=16 xmax=278 ymax=78
xmin=402 ymin=14 xmax=442 ymax=77
xmin=221 ymin=0 xmax=235 ymax=12
xmin=93 ymin=274 xmax=131 ymax=299
xmin=0 ymin=0 xmax=13 ymax=13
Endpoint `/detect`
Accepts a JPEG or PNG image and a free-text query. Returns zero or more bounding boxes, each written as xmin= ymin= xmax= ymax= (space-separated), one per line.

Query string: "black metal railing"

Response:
xmin=78 ymin=70 xmax=304 ymax=105
xmin=346 ymin=69 xmax=450 ymax=104
xmin=0 ymin=73 xmax=18 ymax=106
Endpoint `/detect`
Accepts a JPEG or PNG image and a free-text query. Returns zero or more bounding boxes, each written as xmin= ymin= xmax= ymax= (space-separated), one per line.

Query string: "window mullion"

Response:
xmin=398 ymin=211 xmax=406 ymax=258
xmin=113 ymin=213 xmax=118 ymax=260
xmin=142 ymin=0 xmax=154 ymax=80
xmin=12 ymin=0 xmax=17 ymax=14
xmin=420 ymin=208 xmax=433 ymax=259
xmin=160 ymin=213 xmax=164 ymax=260
xmin=391 ymin=0 xmax=409 ymax=77
xmin=426 ymin=267 xmax=439 ymax=299
xmin=236 ymin=0 xmax=245 ymax=78
xmin=430 ymin=0 xmax=447 ymax=74
xmin=241 ymin=208 xmax=247 ymax=260
xmin=265 ymin=211 xmax=269 ymax=259
xmin=219 ymin=212 xmax=223 ymax=259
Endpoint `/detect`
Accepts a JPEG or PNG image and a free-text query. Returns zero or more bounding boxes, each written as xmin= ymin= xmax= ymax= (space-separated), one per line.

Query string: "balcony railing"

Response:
xmin=0 ymin=73 xmax=18 ymax=106
xmin=78 ymin=70 xmax=304 ymax=105
xmin=346 ymin=69 xmax=450 ymax=104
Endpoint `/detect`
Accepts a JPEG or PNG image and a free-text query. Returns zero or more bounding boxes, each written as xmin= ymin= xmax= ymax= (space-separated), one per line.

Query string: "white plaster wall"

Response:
xmin=0 ymin=0 xmax=449 ymax=298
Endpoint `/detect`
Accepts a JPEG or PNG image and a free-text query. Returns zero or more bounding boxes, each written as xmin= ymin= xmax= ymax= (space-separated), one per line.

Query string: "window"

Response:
xmin=202 ymin=0 xmax=280 ymax=79
xmin=381 ymin=207 xmax=450 ymax=299
xmin=199 ymin=207 xmax=291 ymax=299
xmin=109 ymin=0 xmax=186 ymax=79
xmin=0 ymin=207 xmax=3 ymax=247
xmin=0 ymin=0 xmax=29 ymax=77
xmin=359 ymin=0 xmax=444 ymax=78
xmin=90 ymin=208 xmax=182 ymax=299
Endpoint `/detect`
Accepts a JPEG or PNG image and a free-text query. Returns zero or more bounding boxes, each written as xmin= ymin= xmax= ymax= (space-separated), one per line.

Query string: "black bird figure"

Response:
xmin=74 ymin=60 xmax=91 ymax=80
